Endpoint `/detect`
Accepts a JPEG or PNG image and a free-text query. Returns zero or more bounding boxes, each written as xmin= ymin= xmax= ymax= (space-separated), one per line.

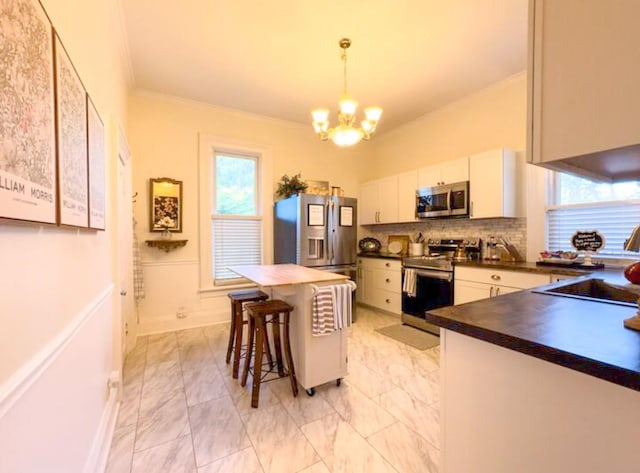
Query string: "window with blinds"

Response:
xmin=547 ymin=172 xmax=640 ymax=258
xmin=212 ymin=152 xmax=262 ymax=284
xmin=212 ymin=218 xmax=262 ymax=281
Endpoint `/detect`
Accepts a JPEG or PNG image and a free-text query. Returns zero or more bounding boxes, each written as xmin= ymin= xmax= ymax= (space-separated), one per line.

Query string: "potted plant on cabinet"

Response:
xmin=276 ymin=173 xmax=308 ymax=199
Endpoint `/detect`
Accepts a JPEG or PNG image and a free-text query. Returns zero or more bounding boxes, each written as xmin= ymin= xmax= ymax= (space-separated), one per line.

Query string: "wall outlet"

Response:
xmin=176 ymin=306 xmax=187 ymax=319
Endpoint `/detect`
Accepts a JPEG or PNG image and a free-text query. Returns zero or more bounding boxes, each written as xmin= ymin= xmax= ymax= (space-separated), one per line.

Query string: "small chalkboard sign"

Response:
xmin=571 ymin=230 xmax=605 ymax=252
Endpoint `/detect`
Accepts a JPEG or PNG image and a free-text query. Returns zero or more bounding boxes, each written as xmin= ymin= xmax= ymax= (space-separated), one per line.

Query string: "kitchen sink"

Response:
xmin=534 ymin=278 xmax=640 ymax=307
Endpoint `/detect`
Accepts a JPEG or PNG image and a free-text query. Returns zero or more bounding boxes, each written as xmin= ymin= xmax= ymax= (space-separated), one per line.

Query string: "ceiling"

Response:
xmin=122 ymin=0 xmax=528 ymax=132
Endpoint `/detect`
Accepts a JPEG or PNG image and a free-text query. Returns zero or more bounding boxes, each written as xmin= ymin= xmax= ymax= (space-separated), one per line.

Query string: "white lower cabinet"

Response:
xmin=454 ymin=267 xmax=552 ymax=305
xmin=357 ymin=257 xmax=402 ymax=314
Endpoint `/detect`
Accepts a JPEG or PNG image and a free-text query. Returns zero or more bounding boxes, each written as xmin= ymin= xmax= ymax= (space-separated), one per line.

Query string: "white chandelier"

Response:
xmin=311 ymin=38 xmax=383 ymax=147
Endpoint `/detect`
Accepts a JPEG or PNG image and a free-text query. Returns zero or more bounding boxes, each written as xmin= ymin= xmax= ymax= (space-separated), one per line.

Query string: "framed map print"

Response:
xmin=0 ymin=0 xmax=57 ymax=224
xmin=87 ymin=97 xmax=105 ymax=230
xmin=54 ymin=32 xmax=88 ymax=228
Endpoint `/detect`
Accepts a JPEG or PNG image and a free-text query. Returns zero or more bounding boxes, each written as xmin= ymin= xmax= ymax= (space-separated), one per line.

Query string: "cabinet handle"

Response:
xmin=491 ymin=274 xmax=501 ymax=281
xmin=385 ymin=262 xmax=390 ymax=267
xmin=495 ymin=287 xmax=501 ymax=296
xmin=375 ymin=211 xmax=380 ymax=223
xmin=470 ymin=201 xmax=474 ymax=217
xmin=385 ymin=278 xmax=390 ymax=283
xmin=489 ymin=286 xmax=494 ymax=298
xmin=386 ymin=298 xmax=391 ymax=303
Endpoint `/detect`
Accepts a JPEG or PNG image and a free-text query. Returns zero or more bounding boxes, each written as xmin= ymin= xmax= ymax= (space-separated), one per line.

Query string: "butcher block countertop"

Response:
xmin=228 ymin=264 xmax=348 ymax=287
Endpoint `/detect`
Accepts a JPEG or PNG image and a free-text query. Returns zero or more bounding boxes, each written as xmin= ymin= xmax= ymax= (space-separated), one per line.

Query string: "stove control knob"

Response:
xmin=463 ymin=240 xmax=469 ymax=245
xmin=428 ymin=239 xmax=434 ymax=244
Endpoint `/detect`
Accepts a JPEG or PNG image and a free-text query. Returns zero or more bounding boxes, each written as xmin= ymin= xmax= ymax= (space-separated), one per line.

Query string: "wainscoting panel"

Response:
xmin=0 ymin=285 xmax=116 ymax=473
xmin=137 ymin=260 xmax=232 ymax=335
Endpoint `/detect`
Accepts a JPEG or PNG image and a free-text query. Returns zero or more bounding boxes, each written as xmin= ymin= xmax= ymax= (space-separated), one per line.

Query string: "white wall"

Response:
xmin=363 ymin=72 xmax=527 ymax=181
xmin=0 ymin=0 xmax=130 ymax=471
xmin=128 ymin=92 xmax=367 ymax=333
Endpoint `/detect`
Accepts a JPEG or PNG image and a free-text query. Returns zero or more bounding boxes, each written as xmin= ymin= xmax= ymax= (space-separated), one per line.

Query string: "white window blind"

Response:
xmin=548 ymin=201 xmax=640 ymax=258
xmin=212 ymin=217 xmax=262 ymax=282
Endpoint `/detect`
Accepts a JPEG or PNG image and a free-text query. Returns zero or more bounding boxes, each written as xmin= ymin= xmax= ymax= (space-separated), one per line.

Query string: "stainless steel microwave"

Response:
xmin=416 ymin=181 xmax=469 ymax=218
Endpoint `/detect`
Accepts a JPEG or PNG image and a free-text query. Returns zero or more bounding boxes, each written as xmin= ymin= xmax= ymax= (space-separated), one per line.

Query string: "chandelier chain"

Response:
xmin=342 ymin=48 xmax=348 ymax=95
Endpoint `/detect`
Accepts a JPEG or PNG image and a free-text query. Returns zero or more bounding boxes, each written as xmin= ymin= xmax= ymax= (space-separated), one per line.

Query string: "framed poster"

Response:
xmin=150 ymin=177 xmax=182 ymax=232
xmin=339 ymin=206 xmax=353 ymax=226
xmin=0 ymin=0 xmax=57 ymax=224
xmin=54 ymin=32 xmax=88 ymax=228
xmin=87 ymin=96 xmax=105 ymax=230
xmin=308 ymin=204 xmax=324 ymax=226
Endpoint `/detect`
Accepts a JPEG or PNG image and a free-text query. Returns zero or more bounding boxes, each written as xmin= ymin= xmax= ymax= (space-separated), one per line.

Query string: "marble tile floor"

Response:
xmin=105 ymin=307 xmax=441 ymax=473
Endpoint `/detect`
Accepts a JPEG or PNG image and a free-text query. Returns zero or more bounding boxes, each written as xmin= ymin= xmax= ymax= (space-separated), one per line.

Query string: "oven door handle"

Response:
xmin=405 ymin=268 xmax=453 ymax=281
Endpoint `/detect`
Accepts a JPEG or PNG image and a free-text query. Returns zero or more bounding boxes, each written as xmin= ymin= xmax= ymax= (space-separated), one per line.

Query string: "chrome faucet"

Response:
xmin=624 ymin=225 xmax=640 ymax=252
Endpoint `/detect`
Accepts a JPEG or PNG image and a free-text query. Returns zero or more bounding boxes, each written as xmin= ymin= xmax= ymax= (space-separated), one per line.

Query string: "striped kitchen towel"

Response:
xmin=331 ymin=283 xmax=352 ymax=329
xmin=403 ymin=268 xmax=417 ymax=297
xmin=312 ymin=286 xmax=335 ymax=336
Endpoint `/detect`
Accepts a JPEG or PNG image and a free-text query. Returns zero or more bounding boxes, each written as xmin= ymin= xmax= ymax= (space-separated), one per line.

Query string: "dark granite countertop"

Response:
xmin=357 ymin=252 xmax=405 ymax=260
xmin=426 ymin=269 xmax=640 ymax=391
xmin=454 ymin=260 xmax=589 ymax=277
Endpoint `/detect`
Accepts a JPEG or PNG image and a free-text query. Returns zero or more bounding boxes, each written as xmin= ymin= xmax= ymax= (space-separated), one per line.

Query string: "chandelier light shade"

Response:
xmin=311 ymin=38 xmax=383 ymax=147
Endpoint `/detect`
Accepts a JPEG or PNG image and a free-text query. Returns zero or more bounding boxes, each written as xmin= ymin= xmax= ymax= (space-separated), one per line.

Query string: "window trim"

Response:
xmin=544 ymin=170 xmax=640 ymax=261
xmin=198 ymin=134 xmax=274 ymax=292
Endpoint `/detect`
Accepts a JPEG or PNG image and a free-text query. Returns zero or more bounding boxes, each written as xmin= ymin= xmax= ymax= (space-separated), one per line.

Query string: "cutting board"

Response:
xmin=388 ymin=235 xmax=411 ymax=255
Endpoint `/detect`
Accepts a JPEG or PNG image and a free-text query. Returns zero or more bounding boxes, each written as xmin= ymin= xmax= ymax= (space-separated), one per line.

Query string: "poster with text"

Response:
xmin=0 ymin=0 xmax=57 ymax=224
xmin=88 ymin=97 xmax=105 ymax=230
xmin=54 ymin=33 xmax=88 ymax=227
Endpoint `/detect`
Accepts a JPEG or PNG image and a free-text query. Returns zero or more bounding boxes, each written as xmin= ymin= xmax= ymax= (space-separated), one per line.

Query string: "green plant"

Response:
xmin=276 ymin=173 xmax=308 ymax=198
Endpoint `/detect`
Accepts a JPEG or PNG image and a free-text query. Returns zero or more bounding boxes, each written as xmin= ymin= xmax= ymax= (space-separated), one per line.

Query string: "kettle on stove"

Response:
xmin=453 ymin=244 xmax=467 ymax=261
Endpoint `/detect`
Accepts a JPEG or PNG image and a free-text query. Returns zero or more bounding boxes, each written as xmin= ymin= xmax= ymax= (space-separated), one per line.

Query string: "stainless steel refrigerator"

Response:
xmin=274 ymin=194 xmax=358 ymax=315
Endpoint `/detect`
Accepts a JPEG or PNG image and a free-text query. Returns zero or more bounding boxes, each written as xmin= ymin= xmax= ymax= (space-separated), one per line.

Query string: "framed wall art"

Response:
xmin=87 ymin=96 xmax=105 ymax=230
xmin=54 ymin=31 xmax=88 ymax=228
xmin=0 ymin=0 xmax=57 ymax=224
xmin=150 ymin=177 xmax=182 ymax=232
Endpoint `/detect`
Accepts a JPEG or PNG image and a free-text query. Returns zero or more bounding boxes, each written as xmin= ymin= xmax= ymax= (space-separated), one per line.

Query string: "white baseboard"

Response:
xmin=83 ymin=372 xmax=120 ymax=473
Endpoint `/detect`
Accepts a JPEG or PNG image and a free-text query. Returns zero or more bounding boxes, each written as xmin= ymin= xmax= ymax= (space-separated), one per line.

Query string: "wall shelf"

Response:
xmin=145 ymin=239 xmax=188 ymax=253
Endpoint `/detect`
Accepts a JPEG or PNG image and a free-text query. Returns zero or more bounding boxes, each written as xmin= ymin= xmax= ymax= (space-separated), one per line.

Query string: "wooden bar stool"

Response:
xmin=241 ymin=300 xmax=298 ymax=408
xmin=226 ymin=289 xmax=271 ymax=379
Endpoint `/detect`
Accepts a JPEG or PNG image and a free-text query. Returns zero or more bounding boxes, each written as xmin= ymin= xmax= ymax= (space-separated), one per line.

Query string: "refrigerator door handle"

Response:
xmin=326 ymin=199 xmax=333 ymax=262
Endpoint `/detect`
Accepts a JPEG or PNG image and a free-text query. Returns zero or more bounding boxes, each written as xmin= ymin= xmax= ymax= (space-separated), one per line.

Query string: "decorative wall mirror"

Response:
xmin=149 ymin=177 xmax=182 ymax=232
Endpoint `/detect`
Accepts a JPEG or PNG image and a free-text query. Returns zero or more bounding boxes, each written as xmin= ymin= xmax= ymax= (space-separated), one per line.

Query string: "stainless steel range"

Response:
xmin=401 ymin=238 xmax=482 ymax=334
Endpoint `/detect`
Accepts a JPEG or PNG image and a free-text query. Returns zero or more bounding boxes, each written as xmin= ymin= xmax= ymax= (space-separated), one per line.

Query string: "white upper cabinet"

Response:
xmin=417 ymin=163 xmax=441 ymax=188
xmin=469 ymin=148 xmax=519 ymax=219
xmin=359 ymin=180 xmax=380 ymax=225
xmin=418 ymin=157 xmax=469 ymax=188
xmin=397 ymin=170 xmax=418 ymax=222
xmin=527 ymin=0 xmax=640 ymax=181
xmin=359 ymin=176 xmax=399 ymax=224
xmin=377 ymin=176 xmax=399 ymax=223
xmin=441 ymin=156 xmax=470 ymax=185
xmin=359 ymin=171 xmax=417 ymax=225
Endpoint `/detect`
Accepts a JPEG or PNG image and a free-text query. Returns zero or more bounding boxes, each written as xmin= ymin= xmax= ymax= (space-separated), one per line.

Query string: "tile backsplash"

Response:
xmin=361 ymin=218 xmax=527 ymax=258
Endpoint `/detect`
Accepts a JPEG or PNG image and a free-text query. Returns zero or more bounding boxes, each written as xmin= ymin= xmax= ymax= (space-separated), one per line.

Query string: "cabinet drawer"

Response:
xmin=369 ymin=289 xmax=401 ymax=314
xmin=358 ymin=257 xmax=402 ymax=271
xmin=455 ymin=267 xmax=549 ymax=289
xmin=372 ymin=269 xmax=402 ymax=293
